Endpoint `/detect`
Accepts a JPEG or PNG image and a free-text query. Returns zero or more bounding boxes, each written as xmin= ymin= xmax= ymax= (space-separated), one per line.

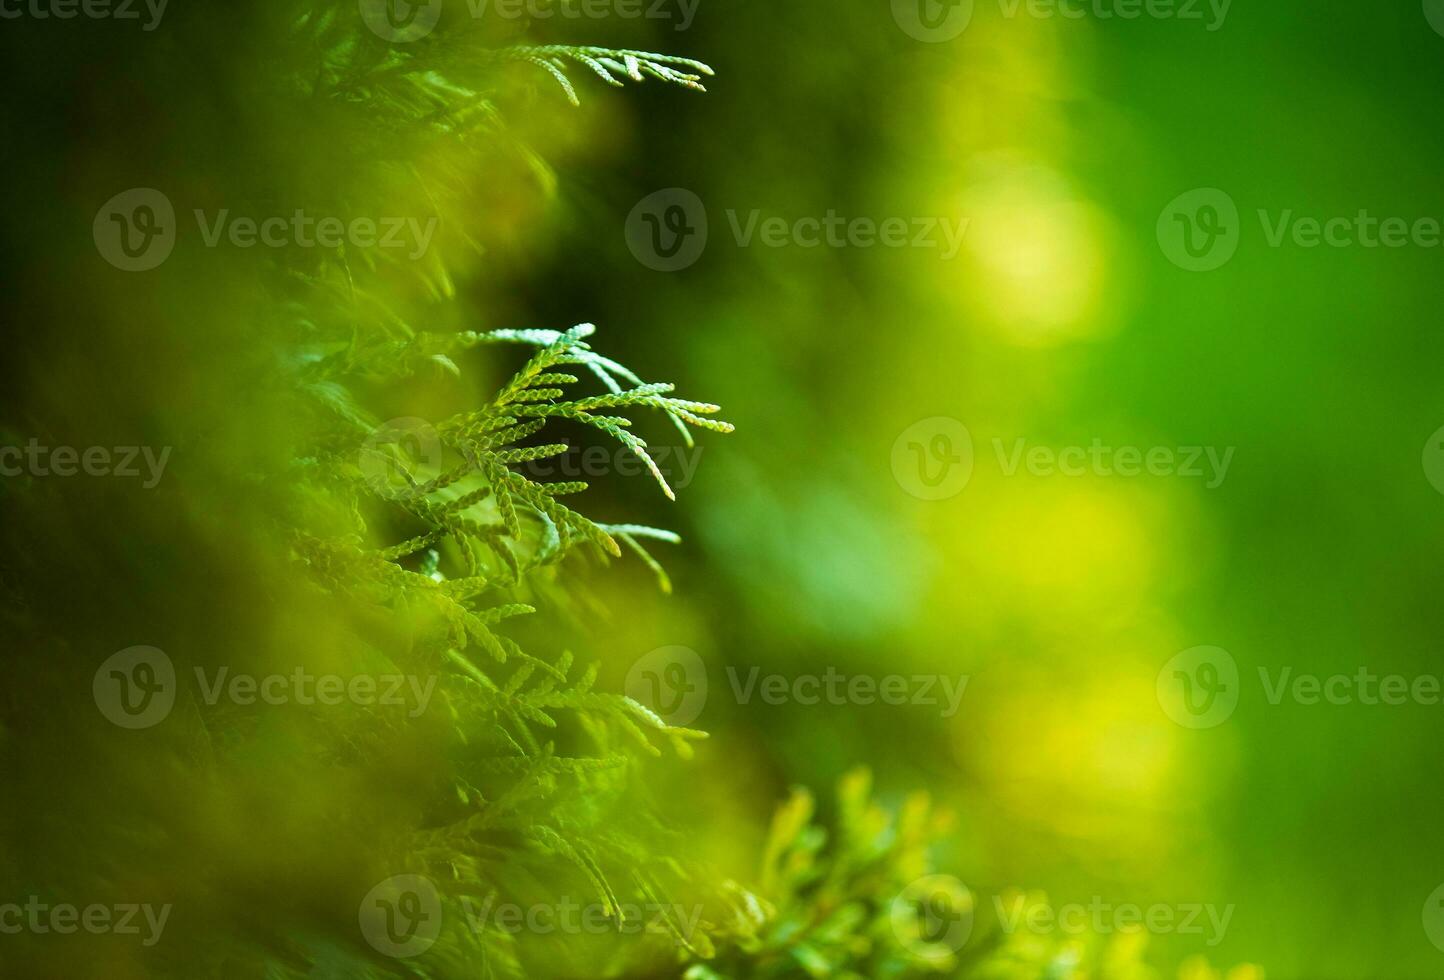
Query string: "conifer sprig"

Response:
xmin=270 ymin=10 xmax=732 ymax=973
xmin=505 ymin=45 xmax=715 ymax=105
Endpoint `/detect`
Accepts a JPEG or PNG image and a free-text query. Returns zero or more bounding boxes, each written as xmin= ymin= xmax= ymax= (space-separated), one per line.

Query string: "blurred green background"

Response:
xmin=516 ymin=2 xmax=1444 ymax=976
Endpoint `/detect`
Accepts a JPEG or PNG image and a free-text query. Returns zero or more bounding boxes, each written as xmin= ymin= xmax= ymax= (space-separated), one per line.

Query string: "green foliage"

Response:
xmin=261 ymin=7 xmax=742 ymax=977
xmin=0 ymin=4 xmax=1268 ymax=978
xmin=509 ymin=46 xmax=714 ymax=106
xmin=0 ymin=3 xmax=736 ymax=976
xmin=687 ymin=769 xmax=961 ymax=980
xmin=687 ymin=773 xmax=1258 ymax=980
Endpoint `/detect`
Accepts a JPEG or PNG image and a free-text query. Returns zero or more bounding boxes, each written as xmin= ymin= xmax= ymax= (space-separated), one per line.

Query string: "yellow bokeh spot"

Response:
xmin=972 ymin=481 xmax=1154 ymax=608
xmin=957 ymin=161 xmax=1118 ymax=347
